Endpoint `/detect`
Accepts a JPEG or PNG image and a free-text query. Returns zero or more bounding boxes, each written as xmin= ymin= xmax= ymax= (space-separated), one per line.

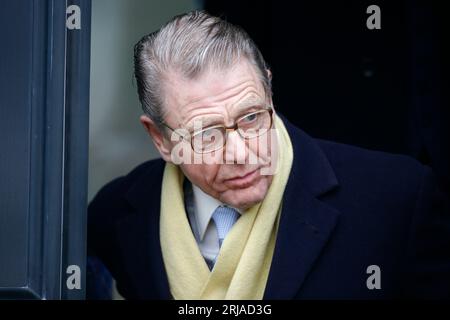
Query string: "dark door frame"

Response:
xmin=0 ymin=0 xmax=91 ymax=299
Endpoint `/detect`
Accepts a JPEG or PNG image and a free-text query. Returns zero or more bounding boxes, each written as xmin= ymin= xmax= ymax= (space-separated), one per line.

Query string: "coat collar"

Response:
xmin=120 ymin=113 xmax=340 ymax=299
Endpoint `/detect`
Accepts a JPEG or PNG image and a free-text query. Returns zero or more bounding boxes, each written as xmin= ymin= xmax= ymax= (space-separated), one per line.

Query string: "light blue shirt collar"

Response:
xmin=191 ymin=184 xmax=242 ymax=241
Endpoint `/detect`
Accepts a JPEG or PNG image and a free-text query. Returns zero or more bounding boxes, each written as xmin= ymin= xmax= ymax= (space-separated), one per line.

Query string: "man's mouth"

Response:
xmin=223 ymin=168 xmax=260 ymax=188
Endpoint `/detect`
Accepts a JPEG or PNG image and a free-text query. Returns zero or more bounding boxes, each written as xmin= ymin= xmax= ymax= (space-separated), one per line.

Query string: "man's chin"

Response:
xmin=220 ymin=188 xmax=267 ymax=211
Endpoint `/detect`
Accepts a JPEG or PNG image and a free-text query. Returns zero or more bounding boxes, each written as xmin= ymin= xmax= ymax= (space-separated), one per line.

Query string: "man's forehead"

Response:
xmin=163 ymin=60 xmax=265 ymax=114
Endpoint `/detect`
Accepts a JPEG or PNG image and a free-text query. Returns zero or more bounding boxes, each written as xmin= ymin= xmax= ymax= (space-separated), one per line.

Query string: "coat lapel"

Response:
xmin=264 ymin=116 xmax=341 ymax=299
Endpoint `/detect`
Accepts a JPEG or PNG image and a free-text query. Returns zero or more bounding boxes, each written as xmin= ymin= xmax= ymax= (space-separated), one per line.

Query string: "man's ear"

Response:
xmin=140 ymin=115 xmax=172 ymax=162
xmin=266 ymin=69 xmax=272 ymax=81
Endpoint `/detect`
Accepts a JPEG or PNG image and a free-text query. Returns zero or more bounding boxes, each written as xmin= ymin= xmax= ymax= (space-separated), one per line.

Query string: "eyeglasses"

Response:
xmin=160 ymin=107 xmax=273 ymax=154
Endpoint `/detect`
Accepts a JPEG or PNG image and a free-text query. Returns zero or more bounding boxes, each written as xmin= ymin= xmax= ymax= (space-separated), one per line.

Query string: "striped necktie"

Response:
xmin=212 ymin=205 xmax=240 ymax=248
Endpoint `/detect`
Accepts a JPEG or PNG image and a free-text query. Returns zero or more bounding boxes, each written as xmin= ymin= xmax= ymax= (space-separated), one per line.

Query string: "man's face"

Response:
xmin=143 ymin=59 xmax=277 ymax=210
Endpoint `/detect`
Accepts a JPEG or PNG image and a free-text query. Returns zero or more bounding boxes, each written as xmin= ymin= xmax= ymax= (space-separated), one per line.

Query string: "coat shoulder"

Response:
xmin=315 ymin=138 xmax=428 ymax=192
xmin=88 ymin=158 xmax=165 ymax=229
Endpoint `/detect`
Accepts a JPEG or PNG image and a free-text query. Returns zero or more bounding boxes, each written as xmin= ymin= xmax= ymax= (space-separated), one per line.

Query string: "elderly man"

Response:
xmin=87 ymin=11 xmax=450 ymax=300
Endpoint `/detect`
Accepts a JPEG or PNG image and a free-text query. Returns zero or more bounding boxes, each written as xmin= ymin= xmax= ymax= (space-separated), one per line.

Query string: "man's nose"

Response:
xmin=224 ymin=130 xmax=247 ymax=164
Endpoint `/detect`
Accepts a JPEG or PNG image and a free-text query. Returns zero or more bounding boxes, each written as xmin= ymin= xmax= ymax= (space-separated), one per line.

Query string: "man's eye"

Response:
xmin=242 ymin=113 xmax=258 ymax=123
xmin=201 ymin=128 xmax=215 ymax=139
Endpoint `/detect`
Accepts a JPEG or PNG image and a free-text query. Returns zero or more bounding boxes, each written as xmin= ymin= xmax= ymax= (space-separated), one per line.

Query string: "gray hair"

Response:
xmin=133 ymin=10 xmax=272 ymax=128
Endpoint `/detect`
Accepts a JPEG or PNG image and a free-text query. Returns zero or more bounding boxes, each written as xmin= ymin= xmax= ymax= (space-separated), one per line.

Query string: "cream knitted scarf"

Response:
xmin=160 ymin=115 xmax=293 ymax=299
